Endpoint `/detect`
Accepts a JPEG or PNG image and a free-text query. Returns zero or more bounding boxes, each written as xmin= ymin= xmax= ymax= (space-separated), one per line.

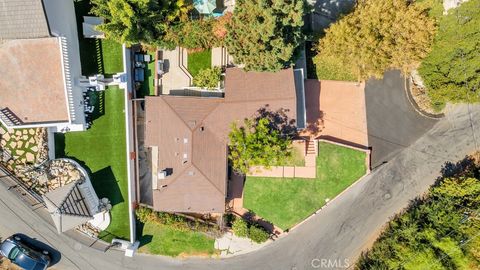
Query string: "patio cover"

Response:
xmin=43 ymin=179 xmax=100 ymax=233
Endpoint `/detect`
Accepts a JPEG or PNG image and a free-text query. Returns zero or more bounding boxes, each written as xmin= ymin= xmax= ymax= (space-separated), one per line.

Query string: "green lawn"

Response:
xmin=140 ymin=53 xmax=156 ymax=97
xmin=187 ymin=50 xmax=212 ymax=77
xmin=282 ymin=146 xmax=305 ymax=167
xmin=138 ymin=222 xmax=217 ymax=257
xmin=244 ymin=142 xmax=366 ymax=230
xmin=54 ymin=88 xmax=129 ymax=241
xmin=101 ymin=39 xmax=124 ymax=76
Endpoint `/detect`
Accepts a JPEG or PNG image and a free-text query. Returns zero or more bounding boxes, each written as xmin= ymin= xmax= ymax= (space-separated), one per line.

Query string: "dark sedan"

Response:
xmin=0 ymin=234 xmax=51 ymax=270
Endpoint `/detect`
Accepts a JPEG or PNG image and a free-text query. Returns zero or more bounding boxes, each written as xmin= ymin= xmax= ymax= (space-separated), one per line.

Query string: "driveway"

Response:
xmin=365 ymin=70 xmax=438 ymax=169
xmin=1 ymin=103 xmax=479 ymax=270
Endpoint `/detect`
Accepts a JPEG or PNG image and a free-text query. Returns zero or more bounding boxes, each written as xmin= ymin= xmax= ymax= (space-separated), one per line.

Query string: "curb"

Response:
xmin=404 ymin=77 xmax=444 ymax=120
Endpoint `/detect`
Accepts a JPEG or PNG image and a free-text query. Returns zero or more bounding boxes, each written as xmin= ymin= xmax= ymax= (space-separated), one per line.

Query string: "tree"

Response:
xmin=225 ymin=0 xmax=304 ymax=71
xmin=193 ymin=67 xmax=222 ymax=89
xmin=315 ymin=0 xmax=436 ymax=80
xmin=165 ymin=18 xmax=220 ymax=50
xmin=418 ymin=0 xmax=480 ymax=110
xmin=357 ymin=153 xmax=480 ymax=269
xmin=228 ymin=117 xmax=293 ymax=174
xmin=90 ymin=0 xmax=190 ymax=48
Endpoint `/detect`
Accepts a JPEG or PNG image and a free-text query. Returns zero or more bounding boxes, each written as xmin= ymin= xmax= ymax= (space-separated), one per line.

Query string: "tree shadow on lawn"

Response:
xmin=136 ymin=221 xmax=153 ymax=248
xmin=51 ymin=139 xmax=125 ymax=207
xmin=88 ymin=90 xmax=105 ymax=122
xmin=89 ymin=166 xmax=125 ymax=206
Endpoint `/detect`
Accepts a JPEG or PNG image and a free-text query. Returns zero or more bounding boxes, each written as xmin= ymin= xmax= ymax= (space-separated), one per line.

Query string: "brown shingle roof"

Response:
xmin=0 ymin=38 xmax=69 ymax=124
xmin=145 ymin=68 xmax=298 ymax=213
xmin=0 ymin=0 xmax=50 ymax=39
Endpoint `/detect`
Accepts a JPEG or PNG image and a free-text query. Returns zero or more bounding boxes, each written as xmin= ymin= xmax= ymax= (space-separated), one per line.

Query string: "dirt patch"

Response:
xmin=410 ymin=79 xmax=442 ymax=115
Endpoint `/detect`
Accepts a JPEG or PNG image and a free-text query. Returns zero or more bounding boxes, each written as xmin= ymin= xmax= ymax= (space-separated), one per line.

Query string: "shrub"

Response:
xmin=418 ymin=0 xmax=480 ymax=110
xmin=248 ymin=225 xmax=270 ymax=243
xmin=232 ymin=218 xmax=249 ymax=238
xmin=193 ymin=67 xmax=222 ymax=89
xmin=135 ymin=207 xmax=154 ymax=223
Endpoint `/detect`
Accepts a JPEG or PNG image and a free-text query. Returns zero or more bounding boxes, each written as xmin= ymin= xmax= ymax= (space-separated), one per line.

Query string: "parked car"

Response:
xmin=0 ymin=234 xmax=51 ymax=270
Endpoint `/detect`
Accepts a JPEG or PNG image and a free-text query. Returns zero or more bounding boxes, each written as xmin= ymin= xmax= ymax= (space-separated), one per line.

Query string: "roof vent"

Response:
xmin=188 ymin=171 xmax=195 ymax=176
xmin=200 ymin=126 xmax=205 ymax=131
xmin=174 ymin=137 xmax=180 ymax=142
xmin=183 ymin=138 xmax=188 ymax=144
xmin=158 ymin=170 xmax=168 ymax=179
xmin=183 ymin=153 xmax=188 ymax=159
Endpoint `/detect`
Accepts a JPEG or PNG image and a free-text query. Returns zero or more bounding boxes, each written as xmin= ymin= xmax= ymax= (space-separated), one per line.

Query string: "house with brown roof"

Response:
xmin=144 ymin=68 xmax=306 ymax=214
xmin=0 ymin=0 xmax=87 ymax=131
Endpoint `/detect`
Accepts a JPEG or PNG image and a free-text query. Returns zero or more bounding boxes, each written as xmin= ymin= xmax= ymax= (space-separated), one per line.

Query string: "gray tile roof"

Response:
xmin=0 ymin=0 xmax=50 ymax=39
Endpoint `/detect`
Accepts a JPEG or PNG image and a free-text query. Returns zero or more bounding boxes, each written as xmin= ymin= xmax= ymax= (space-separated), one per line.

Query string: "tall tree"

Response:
xmin=315 ymin=0 xmax=436 ymax=80
xmin=418 ymin=0 xmax=480 ymax=110
xmin=91 ymin=0 xmax=190 ymax=48
xmin=228 ymin=118 xmax=293 ymax=174
xmin=225 ymin=0 xmax=304 ymax=72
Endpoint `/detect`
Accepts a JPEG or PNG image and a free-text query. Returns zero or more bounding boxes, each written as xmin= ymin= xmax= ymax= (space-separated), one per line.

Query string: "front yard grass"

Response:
xmin=244 ymin=142 xmax=366 ymax=230
xmin=187 ymin=49 xmax=212 ymax=78
xmin=54 ymin=87 xmax=129 ymax=241
xmin=138 ymin=221 xmax=217 ymax=257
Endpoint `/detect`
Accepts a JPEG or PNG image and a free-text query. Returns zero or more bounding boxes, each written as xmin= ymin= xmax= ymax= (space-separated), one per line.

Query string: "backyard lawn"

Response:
xmin=244 ymin=142 xmax=367 ymax=230
xmin=101 ymin=39 xmax=124 ymax=76
xmin=187 ymin=49 xmax=212 ymax=77
xmin=55 ymin=87 xmax=129 ymax=241
xmin=140 ymin=53 xmax=156 ymax=97
xmin=74 ymin=0 xmax=123 ymax=76
xmin=138 ymin=221 xmax=217 ymax=257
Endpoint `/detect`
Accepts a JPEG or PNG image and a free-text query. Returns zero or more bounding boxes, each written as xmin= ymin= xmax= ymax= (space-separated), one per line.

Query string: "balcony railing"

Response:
xmin=0 ymin=108 xmax=23 ymax=127
xmin=59 ymin=37 xmax=76 ymax=122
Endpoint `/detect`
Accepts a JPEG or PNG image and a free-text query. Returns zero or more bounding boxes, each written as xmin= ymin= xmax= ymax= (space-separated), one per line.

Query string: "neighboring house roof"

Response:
xmin=0 ymin=38 xmax=69 ymax=125
xmin=145 ymin=68 xmax=299 ymax=213
xmin=301 ymin=79 xmax=369 ymax=148
xmin=43 ymin=178 xmax=100 ymax=233
xmin=0 ymin=0 xmax=50 ymax=39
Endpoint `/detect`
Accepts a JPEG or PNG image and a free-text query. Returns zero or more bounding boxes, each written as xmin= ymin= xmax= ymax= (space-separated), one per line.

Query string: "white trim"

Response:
xmin=122 ymin=44 xmax=136 ymax=244
xmin=58 ymin=37 xmax=74 ymax=124
xmin=0 ymin=120 xmax=69 ymax=130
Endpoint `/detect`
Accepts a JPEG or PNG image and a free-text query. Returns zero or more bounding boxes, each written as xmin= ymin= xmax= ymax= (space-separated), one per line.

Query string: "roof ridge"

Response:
xmin=160 ymin=96 xmax=193 ymax=131
xmin=224 ymin=97 xmax=296 ymax=104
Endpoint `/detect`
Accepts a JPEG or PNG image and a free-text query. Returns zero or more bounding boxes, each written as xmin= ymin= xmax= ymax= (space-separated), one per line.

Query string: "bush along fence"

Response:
xmin=227 ymin=214 xmax=270 ymax=244
xmin=135 ymin=206 xmax=223 ymax=238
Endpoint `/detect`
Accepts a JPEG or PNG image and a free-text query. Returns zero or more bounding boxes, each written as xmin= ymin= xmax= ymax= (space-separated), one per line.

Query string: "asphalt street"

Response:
xmin=365 ymin=70 xmax=438 ymax=168
xmin=1 ymin=103 xmax=479 ymax=270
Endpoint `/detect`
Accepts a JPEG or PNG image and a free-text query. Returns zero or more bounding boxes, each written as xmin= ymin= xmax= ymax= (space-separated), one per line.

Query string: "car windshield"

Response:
xmin=8 ymin=246 xmax=21 ymax=260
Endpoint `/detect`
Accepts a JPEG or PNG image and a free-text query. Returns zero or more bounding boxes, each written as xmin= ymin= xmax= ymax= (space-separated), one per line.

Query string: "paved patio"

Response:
xmin=247 ymin=140 xmax=317 ymax=178
xmin=159 ymin=47 xmax=192 ymax=94
xmin=301 ymin=79 xmax=369 ymax=148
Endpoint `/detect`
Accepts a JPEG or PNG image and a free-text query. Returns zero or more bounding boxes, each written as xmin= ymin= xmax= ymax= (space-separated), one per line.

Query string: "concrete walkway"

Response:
xmin=159 ymin=47 xmax=192 ymax=94
xmin=248 ymin=140 xmax=317 ymax=178
xmin=215 ymin=232 xmax=271 ymax=258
